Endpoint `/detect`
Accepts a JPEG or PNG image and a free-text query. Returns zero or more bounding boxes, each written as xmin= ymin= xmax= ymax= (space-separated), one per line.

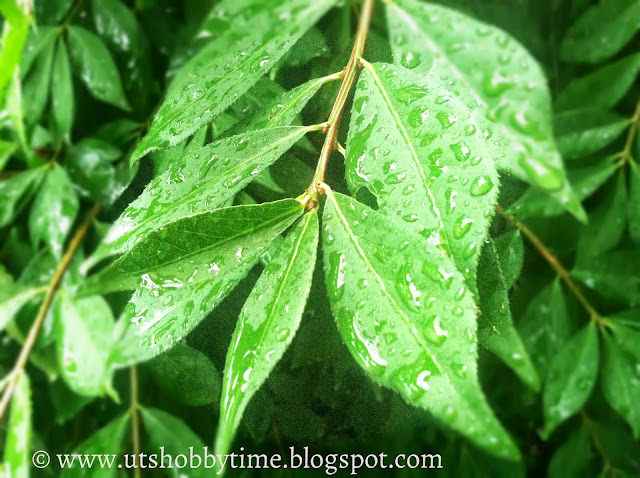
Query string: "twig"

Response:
xmin=0 ymin=203 xmax=100 ymax=420
xmin=308 ymin=0 xmax=375 ymax=194
xmin=496 ymin=206 xmax=604 ymax=327
xmin=130 ymin=366 xmax=141 ymax=478
xmin=618 ymin=99 xmax=640 ymax=167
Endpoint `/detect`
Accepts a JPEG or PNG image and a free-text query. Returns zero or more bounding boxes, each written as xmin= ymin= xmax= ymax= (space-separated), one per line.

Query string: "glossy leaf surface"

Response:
xmin=542 ymin=322 xmax=599 ymax=438
xmin=54 ymin=294 xmax=114 ymax=397
xmin=322 ymin=189 xmax=519 ymax=460
xmin=346 ymin=62 xmax=500 ymax=283
xmin=0 ymin=167 xmax=45 ymax=227
xmin=51 ymin=39 xmax=74 ymax=141
xmin=2 ymin=372 xmax=31 ymax=478
xmin=88 ymin=126 xmax=312 ymax=268
xmin=216 ymin=209 xmax=319 ymax=456
xmin=385 ymin=0 xmax=584 ymax=220
xmin=28 ymin=164 xmax=79 ymax=258
xmin=104 ymin=200 xmax=304 ymax=365
xmin=132 ymin=0 xmax=336 ymax=160
xmin=66 ymin=25 xmax=130 ymax=110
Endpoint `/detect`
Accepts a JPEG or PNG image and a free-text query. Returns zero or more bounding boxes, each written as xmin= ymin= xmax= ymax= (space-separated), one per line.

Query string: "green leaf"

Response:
xmin=22 ymin=34 xmax=55 ymax=125
xmin=561 ymin=0 xmax=640 ymax=64
xmin=2 ymin=372 xmax=30 ymax=477
xmin=477 ymin=241 xmax=539 ymax=390
xmin=573 ymin=249 xmax=640 ymax=307
xmin=542 ymin=321 xmax=599 ymax=438
xmin=131 ymin=0 xmax=336 ymax=160
xmin=0 ymin=140 xmax=18 ymax=171
xmin=86 ymin=126 xmax=313 ymax=268
xmin=277 ymin=26 xmax=329 ymax=69
xmin=51 ymin=39 xmax=74 ymax=142
xmin=629 ymin=160 xmax=640 ymax=245
xmin=66 ymin=26 xmax=130 ymax=111
xmin=577 ymin=170 xmax=627 ymax=259
xmin=35 ymin=0 xmax=73 ymax=26
xmin=0 ymin=0 xmax=30 ymax=105
xmin=555 ymin=54 xmax=640 ymax=112
xmin=60 ymin=414 xmax=129 ymax=478
xmin=0 ymin=286 xmax=44 ymax=332
xmin=601 ymin=324 xmax=640 ymax=438
xmin=554 ymin=109 xmax=631 ymax=160
xmin=519 ymin=280 xmax=572 ymax=377
xmin=215 ymin=209 xmax=319 ymax=456
xmin=28 ymin=164 xmax=79 ymax=258
xmin=548 ymin=427 xmax=595 ymax=478
xmin=140 ymin=408 xmax=206 ymax=475
xmin=346 ymin=61 xmax=500 ymax=285
xmin=90 ymin=0 xmax=145 ymax=54
xmin=103 ymin=199 xmax=304 ymax=366
xmin=245 ymin=73 xmax=339 ymax=131
xmin=385 ymin=0 xmax=584 ymax=221
xmin=21 ymin=26 xmax=59 ymax=77
xmin=0 ymin=167 xmax=46 ymax=227
xmin=507 ymin=159 xmax=619 ymax=220
xmin=148 ymin=343 xmax=221 ymax=406
xmin=493 ymin=230 xmax=523 ymax=290
xmin=322 ymin=189 xmax=519 ymax=460
xmin=54 ymin=294 xmax=115 ymax=397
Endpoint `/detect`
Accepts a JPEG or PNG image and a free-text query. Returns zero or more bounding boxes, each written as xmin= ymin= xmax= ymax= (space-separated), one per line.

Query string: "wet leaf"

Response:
xmin=215 ymin=209 xmax=319 ymax=456
xmin=22 ymin=34 xmax=55 ymax=125
xmin=629 ymin=160 xmax=640 ymax=245
xmin=548 ymin=427 xmax=595 ymax=478
xmin=51 ymin=39 xmax=74 ymax=142
xmin=542 ymin=321 xmax=599 ymax=438
xmin=21 ymin=26 xmax=59 ymax=77
xmin=132 ymin=0 xmax=336 ymax=160
xmin=322 ymin=189 xmax=519 ymax=460
xmin=477 ymin=241 xmax=539 ymax=390
xmin=561 ymin=0 xmax=640 ymax=63
xmin=346 ymin=61 xmax=500 ymax=285
xmin=385 ymin=0 xmax=584 ymax=221
xmin=555 ymin=54 xmax=640 ymax=112
xmin=601 ymin=323 xmax=640 ymax=438
xmin=59 ymin=414 xmax=129 ymax=478
xmin=0 ymin=286 xmax=45 ymax=332
xmin=54 ymin=294 xmax=115 ymax=397
xmin=148 ymin=343 xmax=221 ymax=406
xmin=28 ymin=164 xmax=79 ymax=258
xmin=554 ymin=109 xmax=630 ymax=160
xmin=86 ymin=126 xmax=313 ymax=268
xmin=0 ymin=0 xmax=31 ymax=105
xmin=66 ymin=25 xmax=130 ymax=111
xmin=2 ymin=372 xmax=31 ymax=478
xmin=101 ymin=199 xmax=304 ymax=365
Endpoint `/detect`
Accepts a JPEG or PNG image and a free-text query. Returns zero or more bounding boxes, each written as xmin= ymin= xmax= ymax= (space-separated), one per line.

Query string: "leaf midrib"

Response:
xmin=116 ymin=203 xmax=301 ymax=278
xmin=327 ymin=191 xmax=447 ymax=380
xmin=112 ymin=127 xmax=307 ymax=250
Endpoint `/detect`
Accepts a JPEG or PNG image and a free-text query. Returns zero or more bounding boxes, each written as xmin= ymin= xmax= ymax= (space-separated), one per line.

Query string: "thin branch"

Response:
xmin=130 ymin=366 xmax=141 ymax=478
xmin=618 ymin=98 xmax=640 ymax=167
xmin=497 ymin=206 xmax=604 ymax=327
xmin=309 ymin=0 xmax=375 ymax=194
xmin=0 ymin=203 xmax=100 ymax=420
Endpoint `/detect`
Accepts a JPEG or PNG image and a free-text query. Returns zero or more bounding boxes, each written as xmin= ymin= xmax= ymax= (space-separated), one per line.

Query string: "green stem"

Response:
xmin=309 ymin=0 xmax=375 ymax=193
xmin=130 ymin=366 xmax=142 ymax=478
xmin=618 ymin=98 xmax=640 ymax=167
